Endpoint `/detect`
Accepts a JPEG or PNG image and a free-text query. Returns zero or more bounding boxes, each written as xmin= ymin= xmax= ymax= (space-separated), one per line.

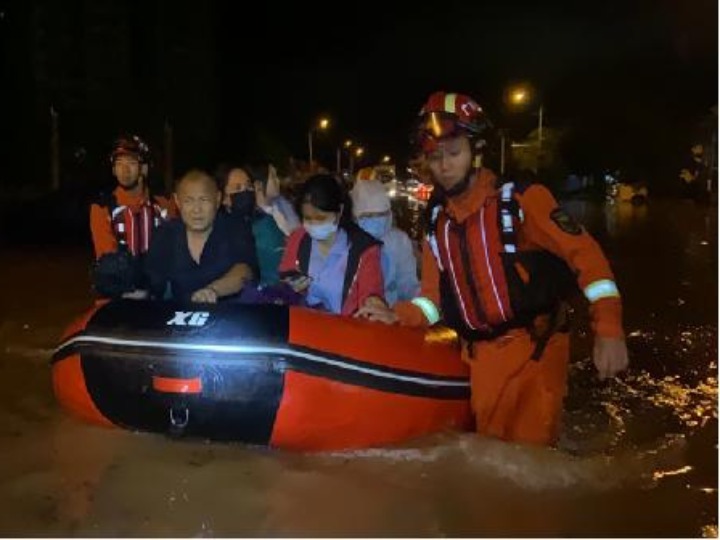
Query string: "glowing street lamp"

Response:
xmin=382 ymin=155 xmax=391 ymax=164
xmin=506 ymin=84 xmax=544 ymax=171
xmin=308 ymin=116 xmax=330 ymax=167
xmin=510 ymin=88 xmax=528 ymax=106
xmin=344 ymin=143 xmax=365 ymax=176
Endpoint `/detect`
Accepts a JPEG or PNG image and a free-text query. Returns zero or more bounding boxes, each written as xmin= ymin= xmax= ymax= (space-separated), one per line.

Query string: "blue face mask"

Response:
xmin=304 ymin=220 xmax=338 ymax=241
xmin=358 ymin=215 xmax=390 ymax=239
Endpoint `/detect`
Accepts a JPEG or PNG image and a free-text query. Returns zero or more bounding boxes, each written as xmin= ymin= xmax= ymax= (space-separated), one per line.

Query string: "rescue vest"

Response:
xmin=97 ymin=191 xmax=168 ymax=257
xmin=427 ymin=181 xmax=576 ymax=342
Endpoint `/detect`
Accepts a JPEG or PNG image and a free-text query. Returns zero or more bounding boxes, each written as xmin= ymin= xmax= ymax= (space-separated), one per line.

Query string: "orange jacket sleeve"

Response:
xmin=393 ymin=238 xmax=442 ymax=327
xmin=89 ymin=203 xmax=117 ymax=259
xmin=517 ymin=184 xmax=624 ymax=338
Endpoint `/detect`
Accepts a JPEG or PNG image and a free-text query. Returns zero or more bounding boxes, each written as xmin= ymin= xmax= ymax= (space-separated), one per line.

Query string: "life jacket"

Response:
xmin=285 ymin=224 xmax=381 ymax=309
xmin=97 ymin=191 xmax=168 ymax=257
xmin=427 ymin=181 xmax=576 ymax=343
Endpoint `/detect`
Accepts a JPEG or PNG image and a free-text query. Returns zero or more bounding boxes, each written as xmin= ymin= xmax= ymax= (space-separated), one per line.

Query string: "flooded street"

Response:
xmin=0 ymin=198 xmax=716 ymax=537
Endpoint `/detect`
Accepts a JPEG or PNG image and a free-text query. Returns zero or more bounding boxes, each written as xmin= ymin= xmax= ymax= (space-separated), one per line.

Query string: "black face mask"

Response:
xmin=230 ymin=191 xmax=256 ymax=217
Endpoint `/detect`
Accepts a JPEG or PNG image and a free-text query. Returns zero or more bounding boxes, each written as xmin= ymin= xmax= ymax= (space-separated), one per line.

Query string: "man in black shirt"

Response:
xmin=145 ymin=169 xmax=257 ymax=303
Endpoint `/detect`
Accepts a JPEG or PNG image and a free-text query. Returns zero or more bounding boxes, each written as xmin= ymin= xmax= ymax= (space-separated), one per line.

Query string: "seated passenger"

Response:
xmin=279 ymin=173 xmax=385 ymax=315
xmin=217 ymin=162 xmax=299 ymax=285
xmin=89 ymin=134 xmax=173 ymax=299
xmin=145 ymin=169 xmax=256 ymax=303
xmin=351 ymin=179 xmax=420 ymax=306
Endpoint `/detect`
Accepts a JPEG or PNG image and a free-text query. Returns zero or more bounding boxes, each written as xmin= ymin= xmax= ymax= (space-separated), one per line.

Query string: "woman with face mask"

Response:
xmin=217 ymin=162 xmax=298 ymax=286
xmin=278 ymin=174 xmax=385 ymax=316
xmin=351 ymin=179 xmax=420 ymax=306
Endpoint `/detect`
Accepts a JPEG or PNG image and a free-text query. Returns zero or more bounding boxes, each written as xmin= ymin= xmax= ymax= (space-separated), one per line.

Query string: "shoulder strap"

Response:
xmin=425 ymin=202 xmax=444 ymax=271
xmin=497 ymin=181 xmax=524 ymax=253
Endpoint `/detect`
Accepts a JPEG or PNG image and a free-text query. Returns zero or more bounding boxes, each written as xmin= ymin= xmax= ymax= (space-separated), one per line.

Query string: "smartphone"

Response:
xmin=280 ymin=270 xmax=310 ymax=281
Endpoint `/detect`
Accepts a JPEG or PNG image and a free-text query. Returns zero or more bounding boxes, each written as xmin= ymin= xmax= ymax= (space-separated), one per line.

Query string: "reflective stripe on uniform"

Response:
xmin=499 ymin=182 xmax=518 ymax=254
xmin=411 ymin=297 xmax=441 ymax=325
xmin=584 ymin=279 xmax=620 ymax=302
xmin=427 ymin=205 xmax=444 ymax=271
xmin=501 ymin=182 xmax=513 ymax=201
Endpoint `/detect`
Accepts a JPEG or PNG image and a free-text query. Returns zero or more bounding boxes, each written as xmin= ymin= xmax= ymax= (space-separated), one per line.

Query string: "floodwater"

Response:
xmin=0 ymin=197 xmax=716 ymax=537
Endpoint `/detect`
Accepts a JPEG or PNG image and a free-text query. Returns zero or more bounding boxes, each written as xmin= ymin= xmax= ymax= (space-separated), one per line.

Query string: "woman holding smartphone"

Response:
xmin=279 ymin=174 xmax=385 ymax=316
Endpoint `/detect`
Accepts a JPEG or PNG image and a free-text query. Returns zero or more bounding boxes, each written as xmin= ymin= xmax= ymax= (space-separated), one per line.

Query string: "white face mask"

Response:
xmin=304 ymin=220 xmax=338 ymax=241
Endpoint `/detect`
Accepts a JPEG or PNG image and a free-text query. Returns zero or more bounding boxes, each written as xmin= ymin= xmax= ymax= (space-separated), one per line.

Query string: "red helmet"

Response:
xmin=415 ymin=91 xmax=489 ymax=152
xmin=110 ymin=134 xmax=151 ymax=165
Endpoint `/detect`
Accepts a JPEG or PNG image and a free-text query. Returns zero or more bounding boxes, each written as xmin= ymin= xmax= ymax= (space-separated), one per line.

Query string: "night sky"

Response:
xmin=217 ymin=0 xmax=716 ymax=167
xmin=2 ymin=0 xmax=718 ymax=194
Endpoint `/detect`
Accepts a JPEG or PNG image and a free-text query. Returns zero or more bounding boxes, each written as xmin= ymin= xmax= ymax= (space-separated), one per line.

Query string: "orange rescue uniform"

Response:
xmin=89 ymin=186 xmax=175 ymax=259
xmin=394 ymin=169 xmax=623 ymax=445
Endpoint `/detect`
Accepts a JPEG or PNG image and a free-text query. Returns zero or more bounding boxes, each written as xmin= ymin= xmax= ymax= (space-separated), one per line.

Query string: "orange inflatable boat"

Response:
xmin=51 ymin=300 xmax=471 ymax=451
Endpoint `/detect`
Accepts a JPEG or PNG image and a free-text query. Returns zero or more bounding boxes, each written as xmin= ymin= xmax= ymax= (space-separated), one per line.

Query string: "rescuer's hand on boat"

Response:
xmin=355 ymin=296 xmax=397 ymax=323
xmin=593 ymin=336 xmax=629 ymax=379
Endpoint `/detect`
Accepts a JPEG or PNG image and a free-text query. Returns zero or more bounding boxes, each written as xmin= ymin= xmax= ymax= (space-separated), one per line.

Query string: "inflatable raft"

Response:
xmin=52 ymin=300 xmax=471 ymax=450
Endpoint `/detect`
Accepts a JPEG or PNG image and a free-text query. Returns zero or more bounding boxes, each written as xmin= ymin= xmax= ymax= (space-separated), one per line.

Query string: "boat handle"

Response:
xmin=169 ymin=406 xmax=189 ymax=430
xmin=152 ymin=376 xmax=202 ymax=394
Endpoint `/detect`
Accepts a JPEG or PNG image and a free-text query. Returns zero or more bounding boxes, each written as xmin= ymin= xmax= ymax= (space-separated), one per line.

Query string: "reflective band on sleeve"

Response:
xmin=584 ymin=279 xmax=620 ymax=302
xmin=411 ymin=297 xmax=441 ymax=325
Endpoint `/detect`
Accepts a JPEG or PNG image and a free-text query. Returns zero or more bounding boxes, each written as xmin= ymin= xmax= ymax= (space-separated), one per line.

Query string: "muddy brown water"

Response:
xmin=0 ymin=198 xmax=716 ymax=537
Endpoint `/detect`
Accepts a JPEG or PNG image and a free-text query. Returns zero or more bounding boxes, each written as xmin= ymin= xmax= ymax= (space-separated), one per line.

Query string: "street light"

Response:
xmin=510 ymin=89 xmax=526 ymax=105
xmin=382 ymin=155 xmax=391 ymax=164
xmin=335 ymin=139 xmax=354 ymax=175
xmin=345 ymin=143 xmax=365 ymax=176
xmin=308 ymin=116 xmax=330 ymax=169
xmin=506 ymin=84 xmax=544 ymax=171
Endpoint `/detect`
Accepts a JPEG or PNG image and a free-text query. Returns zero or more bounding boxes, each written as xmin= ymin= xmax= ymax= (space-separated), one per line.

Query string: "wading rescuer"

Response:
xmin=356 ymin=91 xmax=629 ymax=446
xmin=89 ymin=134 xmax=173 ymax=298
